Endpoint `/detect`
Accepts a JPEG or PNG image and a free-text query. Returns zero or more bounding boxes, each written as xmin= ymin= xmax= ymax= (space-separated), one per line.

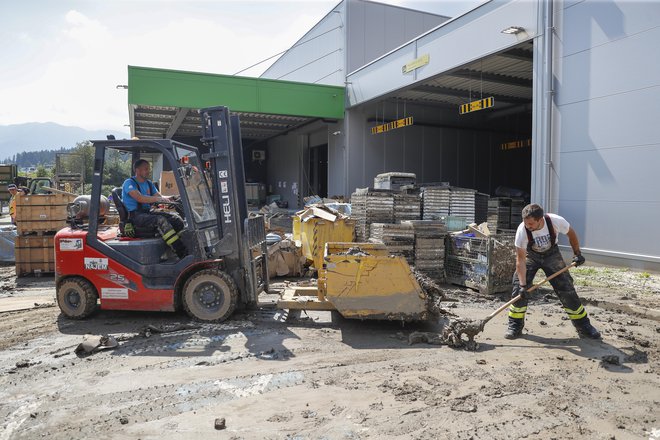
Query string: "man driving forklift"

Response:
xmin=122 ymin=159 xmax=188 ymax=259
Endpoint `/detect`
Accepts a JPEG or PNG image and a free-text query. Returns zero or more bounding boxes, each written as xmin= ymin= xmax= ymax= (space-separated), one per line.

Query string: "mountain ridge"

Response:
xmin=0 ymin=122 xmax=129 ymax=160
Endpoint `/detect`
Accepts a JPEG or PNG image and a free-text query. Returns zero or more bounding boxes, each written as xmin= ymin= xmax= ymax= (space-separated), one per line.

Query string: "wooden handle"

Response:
xmin=482 ymin=262 xmax=577 ymax=324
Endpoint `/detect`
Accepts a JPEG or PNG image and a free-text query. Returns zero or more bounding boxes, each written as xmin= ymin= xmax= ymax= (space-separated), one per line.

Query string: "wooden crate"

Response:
xmin=14 ymin=235 xmax=55 ymax=277
xmin=15 ymin=194 xmax=75 ymax=235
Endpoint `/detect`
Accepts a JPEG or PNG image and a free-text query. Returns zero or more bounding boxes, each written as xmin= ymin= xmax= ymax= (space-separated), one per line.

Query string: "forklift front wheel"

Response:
xmin=182 ymin=269 xmax=238 ymax=322
xmin=57 ymin=277 xmax=99 ymax=319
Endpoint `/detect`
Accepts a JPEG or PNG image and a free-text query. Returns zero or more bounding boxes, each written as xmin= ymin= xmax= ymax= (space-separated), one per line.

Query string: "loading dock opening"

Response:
xmin=347 ymin=40 xmax=534 ymax=201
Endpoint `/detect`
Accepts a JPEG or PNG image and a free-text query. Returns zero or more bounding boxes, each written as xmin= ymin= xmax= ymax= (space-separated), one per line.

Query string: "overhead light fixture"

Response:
xmin=501 ymin=26 xmax=525 ymax=35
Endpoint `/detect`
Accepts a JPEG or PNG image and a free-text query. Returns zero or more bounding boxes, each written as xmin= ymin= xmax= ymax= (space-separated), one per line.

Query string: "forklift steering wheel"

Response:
xmin=157 ymin=201 xmax=185 ymax=217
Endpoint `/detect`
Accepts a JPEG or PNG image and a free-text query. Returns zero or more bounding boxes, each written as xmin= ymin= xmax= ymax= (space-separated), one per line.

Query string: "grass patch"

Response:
xmin=573 ymin=267 xmax=597 ymax=276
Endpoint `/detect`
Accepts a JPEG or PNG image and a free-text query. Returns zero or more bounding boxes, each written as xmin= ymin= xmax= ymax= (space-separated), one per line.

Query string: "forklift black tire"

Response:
xmin=182 ymin=269 xmax=238 ymax=322
xmin=57 ymin=277 xmax=99 ymax=319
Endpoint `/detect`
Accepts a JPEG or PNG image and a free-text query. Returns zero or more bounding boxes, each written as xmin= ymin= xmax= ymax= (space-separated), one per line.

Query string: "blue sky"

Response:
xmin=0 ymin=0 xmax=484 ymax=132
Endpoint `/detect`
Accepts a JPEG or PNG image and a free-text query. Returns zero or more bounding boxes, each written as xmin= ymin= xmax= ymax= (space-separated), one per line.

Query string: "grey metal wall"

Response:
xmin=346 ymin=0 xmax=448 ymax=73
xmin=261 ymin=0 xmax=448 ymax=87
xmin=261 ymin=2 xmax=346 ymax=86
xmin=553 ymin=0 xmax=660 ymax=266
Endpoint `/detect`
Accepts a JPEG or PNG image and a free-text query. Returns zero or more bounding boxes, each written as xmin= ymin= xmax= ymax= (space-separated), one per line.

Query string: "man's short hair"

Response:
xmin=133 ymin=159 xmax=149 ymax=172
xmin=522 ymin=203 xmax=544 ymax=220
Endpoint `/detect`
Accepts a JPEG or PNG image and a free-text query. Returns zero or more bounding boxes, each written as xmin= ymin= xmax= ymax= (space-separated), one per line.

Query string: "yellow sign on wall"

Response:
xmin=459 ymin=96 xmax=495 ymax=115
xmin=501 ymin=138 xmax=532 ymax=151
xmin=402 ymin=54 xmax=430 ymax=74
xmin=371 ymin=116 xmax=414 ymax=135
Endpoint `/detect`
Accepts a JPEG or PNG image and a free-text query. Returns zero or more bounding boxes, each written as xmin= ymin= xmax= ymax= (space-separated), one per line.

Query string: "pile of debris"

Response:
xmin=267 ymin=238 xmax=306 ymax=278
xmin=260 ymin=203 xmax=295 ymax=234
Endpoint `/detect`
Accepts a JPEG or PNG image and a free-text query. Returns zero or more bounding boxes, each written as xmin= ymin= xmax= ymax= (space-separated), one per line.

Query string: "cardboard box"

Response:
xmin=159 ymin=171 xmax=179 ymax=196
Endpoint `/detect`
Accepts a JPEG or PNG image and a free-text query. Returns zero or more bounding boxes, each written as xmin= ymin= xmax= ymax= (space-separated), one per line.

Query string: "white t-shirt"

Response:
xmin=514 ymin=213 xmax=570 ymax=252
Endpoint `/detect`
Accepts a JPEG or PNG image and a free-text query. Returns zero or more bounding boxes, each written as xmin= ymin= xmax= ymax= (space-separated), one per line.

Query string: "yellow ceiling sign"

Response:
xmin=402 ymin=54 xmax=430 ymax=74
xmin=459 ymin=96 xmax=495 ymax=115
xmin=501 ymin=138 xmax=532 ymax=151
xmin=371 ymin=116 xmax=413 ymax=135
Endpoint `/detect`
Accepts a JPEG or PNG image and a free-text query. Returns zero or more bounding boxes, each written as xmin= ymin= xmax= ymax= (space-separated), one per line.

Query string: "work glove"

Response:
xmin=514 ymin=285 xmax=528 ymax=300
xmin=572 ymin=253 xmax=585 ymax=267
xmin=124 ymin=222 xmax=135 ymax=238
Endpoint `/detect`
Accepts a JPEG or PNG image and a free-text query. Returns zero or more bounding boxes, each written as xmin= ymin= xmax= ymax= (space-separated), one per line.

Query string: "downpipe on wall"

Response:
xmin=543 ymin=0 xmax=554 ymax=211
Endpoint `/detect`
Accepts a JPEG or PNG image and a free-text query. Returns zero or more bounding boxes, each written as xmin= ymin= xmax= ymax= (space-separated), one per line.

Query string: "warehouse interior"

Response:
xmin=346 ymin=40 xmax=534 ymax=199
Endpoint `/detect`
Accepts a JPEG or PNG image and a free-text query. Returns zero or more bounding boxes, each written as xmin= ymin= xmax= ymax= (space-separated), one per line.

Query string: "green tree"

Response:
xmin=35 ymin=164 xmax=53 ymax=178
xmin=103 ymin=149 xmax=131 ymax=187
xmin=59 ymin=141 xmax=94 ymax=183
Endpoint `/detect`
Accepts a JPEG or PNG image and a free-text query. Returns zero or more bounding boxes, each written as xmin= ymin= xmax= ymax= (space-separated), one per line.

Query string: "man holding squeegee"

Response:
xmin=505 ymin=203 xmax=601 ymax=340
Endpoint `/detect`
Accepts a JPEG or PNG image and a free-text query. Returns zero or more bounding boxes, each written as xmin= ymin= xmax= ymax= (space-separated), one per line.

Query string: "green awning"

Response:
xmin=128 ymin=66 xmax=345 ymax=140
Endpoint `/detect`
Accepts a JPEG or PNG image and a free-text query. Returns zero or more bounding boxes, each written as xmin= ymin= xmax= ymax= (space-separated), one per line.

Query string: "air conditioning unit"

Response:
xmin=252 ymin=150 xmax=266 ymax=161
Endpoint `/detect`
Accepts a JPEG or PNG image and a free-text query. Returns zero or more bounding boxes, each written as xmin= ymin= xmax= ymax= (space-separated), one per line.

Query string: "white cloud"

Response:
xmin=0 ymin=5 xmax=328 ymax=131
xmin=0 ymin=0 xmax=481 ymax=132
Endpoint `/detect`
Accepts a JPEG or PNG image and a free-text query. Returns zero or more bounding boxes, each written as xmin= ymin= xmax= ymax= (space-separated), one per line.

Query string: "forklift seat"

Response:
xmin=111 ymin=187 xmax=158 ymax=239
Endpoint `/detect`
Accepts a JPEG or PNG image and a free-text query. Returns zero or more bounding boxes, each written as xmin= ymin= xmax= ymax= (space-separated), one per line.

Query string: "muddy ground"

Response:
xmin=0 ymin=264 xmax=659 ymax=440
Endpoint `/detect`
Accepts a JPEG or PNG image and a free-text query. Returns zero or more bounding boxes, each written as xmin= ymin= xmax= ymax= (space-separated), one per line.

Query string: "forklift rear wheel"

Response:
xmin=182 ymin=269 xmax=238 ymax=322
xmin=57 ymin=277 xmax=99 ymax=319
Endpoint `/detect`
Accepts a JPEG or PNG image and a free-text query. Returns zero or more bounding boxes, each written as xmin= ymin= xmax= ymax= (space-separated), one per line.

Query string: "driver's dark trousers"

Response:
xmin=509 ymin=244 xmax=589 ymax=322
xmin=130 ymin=210 xmax=187 ymax=257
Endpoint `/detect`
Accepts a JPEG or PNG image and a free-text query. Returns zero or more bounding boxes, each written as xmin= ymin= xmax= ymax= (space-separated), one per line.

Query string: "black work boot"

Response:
xmin=504 ymin=318 xmax=524 ymax=339
xmin=572 ymin=317 xmax=601 ymax=339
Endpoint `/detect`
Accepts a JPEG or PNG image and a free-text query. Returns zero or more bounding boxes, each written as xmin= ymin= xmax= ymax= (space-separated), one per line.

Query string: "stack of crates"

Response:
xmin=350 ymin=188 xmax=395 ymax=241
xmin=14 ymin=193 xmax=75 ymax=276
xmin=510 ymin=198 xmax=525 ymax=228
xmin=487 ymin=197 xmax=512 ymax=231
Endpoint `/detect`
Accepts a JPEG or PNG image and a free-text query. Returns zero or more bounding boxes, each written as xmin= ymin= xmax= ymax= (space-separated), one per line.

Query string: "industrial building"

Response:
xmin=128 ymin=0 xmax=660 ymax=270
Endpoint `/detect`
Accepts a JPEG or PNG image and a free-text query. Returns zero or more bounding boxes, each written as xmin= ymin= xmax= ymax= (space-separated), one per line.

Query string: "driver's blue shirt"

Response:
xmin=122 ymin=177 xmax=156 ymax=213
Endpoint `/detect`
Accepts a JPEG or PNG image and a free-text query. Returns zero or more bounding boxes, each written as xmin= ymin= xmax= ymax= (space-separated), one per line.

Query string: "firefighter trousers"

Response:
xmin=509 ymin=245 xmax=588 ymax=321
xmin=130 ymin=210 xmax=185 ymax=251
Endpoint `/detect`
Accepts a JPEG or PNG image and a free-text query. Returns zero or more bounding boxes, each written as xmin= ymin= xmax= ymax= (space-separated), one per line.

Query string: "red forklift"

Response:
xmin=55 ymin=107 xmax=269 ymax=322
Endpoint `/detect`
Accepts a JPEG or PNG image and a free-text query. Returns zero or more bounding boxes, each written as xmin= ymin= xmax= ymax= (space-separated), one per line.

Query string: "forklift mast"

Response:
xmin=200 ymin=106 xmax=268 ymax=305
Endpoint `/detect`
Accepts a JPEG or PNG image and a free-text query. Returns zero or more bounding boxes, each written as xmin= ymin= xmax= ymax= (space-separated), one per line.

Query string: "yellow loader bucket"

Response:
xmin=321 ymin=242 xmax=429 ymax=321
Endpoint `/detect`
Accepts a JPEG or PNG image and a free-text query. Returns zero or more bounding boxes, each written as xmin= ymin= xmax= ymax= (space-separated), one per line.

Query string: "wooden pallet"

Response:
xmin=277 ymin=286 xmax=336 ymax=311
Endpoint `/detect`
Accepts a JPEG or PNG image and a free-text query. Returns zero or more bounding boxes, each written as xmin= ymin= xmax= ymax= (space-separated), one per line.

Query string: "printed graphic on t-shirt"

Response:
xmin=533 ymin=233 xmax=552 ymax=252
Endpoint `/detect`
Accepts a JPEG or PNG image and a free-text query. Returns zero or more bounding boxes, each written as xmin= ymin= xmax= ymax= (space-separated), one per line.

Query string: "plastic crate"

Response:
xmin=444 ymin=232 xmax=516 ymax=294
